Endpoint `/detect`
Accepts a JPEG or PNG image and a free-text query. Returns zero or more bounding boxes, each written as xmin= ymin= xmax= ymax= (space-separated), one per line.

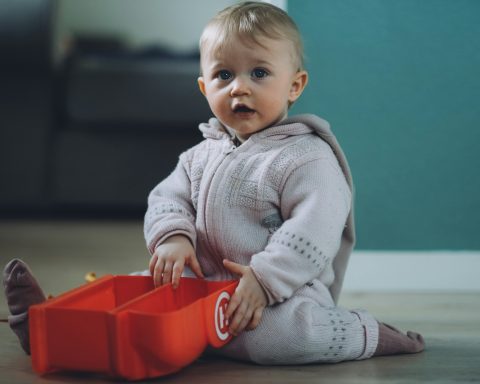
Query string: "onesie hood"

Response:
xmin=199 ymin=118 xmax=231 ymax=140
xmin=258 ymin=114 xmax=334 ymax=141
xmin=198 ymin=114 xmax=333 ymax=142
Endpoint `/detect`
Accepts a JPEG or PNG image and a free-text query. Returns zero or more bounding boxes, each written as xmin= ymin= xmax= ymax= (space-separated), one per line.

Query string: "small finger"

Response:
xmin=229 ymin=302 xmax=248 ymax=336
xmin=149 ymin=254 xmax=158 ymax=276
xmin=225 ymin=293 xmax=241 ymax=320
xmin=223 ymin=259 xmax=245 ymax=276
xmin=246 ymin=307 xmax=264 ymax=331
xmin=162 ymin=261 xmax=173 ymax=286
xmin=172 ymin=260 xmax=185 ymax=289
xmin=153 ymin=258 xmax=165 ymax=288
xmin=236 ymin=311 xmax=252 ymax=335
xmin=189 ymin=256 xmax=205 ymax=278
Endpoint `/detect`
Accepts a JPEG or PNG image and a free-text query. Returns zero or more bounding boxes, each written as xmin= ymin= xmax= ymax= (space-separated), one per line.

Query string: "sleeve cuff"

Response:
xmin=352 ymin=309 xmax=379 ymax=360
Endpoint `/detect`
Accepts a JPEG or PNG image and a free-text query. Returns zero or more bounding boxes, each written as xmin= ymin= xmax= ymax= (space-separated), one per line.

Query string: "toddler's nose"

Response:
xmin=230 ymin=76 xmax=251 ymax=97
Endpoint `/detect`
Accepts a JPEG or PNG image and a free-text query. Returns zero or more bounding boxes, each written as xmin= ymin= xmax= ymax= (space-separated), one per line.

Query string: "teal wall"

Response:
xmin=289 ymin=0 xmax=480 ymax=250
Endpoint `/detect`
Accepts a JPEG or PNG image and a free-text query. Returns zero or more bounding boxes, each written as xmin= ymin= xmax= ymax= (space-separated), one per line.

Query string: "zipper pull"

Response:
xmin=223 ymin=139 xmax=237 ymax=154
xmin=224 ymin=144 xmax=236 ymax=154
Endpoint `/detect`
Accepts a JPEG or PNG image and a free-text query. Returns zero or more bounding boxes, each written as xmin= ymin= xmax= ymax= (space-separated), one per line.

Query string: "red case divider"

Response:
xmin=29 ymin=275 xmax=238 ymax=380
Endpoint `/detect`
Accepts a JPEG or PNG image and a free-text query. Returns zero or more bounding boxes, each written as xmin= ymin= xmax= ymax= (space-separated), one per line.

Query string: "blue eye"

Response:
xmin=252 ymin=68 xmax=268 ymax=79
xmin=217 ymin=70 xmax=232 ymax=80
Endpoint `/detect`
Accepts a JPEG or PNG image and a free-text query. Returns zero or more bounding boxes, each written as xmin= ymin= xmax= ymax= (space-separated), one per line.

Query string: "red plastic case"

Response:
xmin=29 ymin=275 xmax=238 ymax=380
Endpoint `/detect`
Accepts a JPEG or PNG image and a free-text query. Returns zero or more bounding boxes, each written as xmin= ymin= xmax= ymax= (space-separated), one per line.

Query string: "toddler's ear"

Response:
xmin=288 ymin=70 xmax=308 ymax=104
xmin=197 ymin=77 xmax=206 ymax=96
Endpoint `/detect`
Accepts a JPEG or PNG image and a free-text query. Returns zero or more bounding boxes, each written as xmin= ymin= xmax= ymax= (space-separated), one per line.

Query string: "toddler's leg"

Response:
xmin=3 ymin=259 xmax=46 ymax=354
xmin=218 ymin=294 xmax=425 ymax=364
xmin=374 ymin=322 xmax=425 ymax=356
xmin=218 ymin=299 xmax=380 ymax=364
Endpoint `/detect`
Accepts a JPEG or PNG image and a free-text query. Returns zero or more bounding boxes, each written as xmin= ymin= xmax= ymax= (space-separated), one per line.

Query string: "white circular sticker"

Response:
xmin=214 ymin=291 xmax=231 ymax=341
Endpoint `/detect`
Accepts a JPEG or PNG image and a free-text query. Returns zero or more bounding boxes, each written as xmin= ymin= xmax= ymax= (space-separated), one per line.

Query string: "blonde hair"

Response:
xmin=200 ymin=1 xmax=304 ymax=71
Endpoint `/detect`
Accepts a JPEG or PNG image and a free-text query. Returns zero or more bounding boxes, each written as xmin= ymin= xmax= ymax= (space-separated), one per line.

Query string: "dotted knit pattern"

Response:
xmin=269 ymin=229 xmax=327 ymax=271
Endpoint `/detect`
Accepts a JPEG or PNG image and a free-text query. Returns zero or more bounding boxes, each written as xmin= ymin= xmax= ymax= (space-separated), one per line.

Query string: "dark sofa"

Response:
xmin=0 ymin=0 xmax=211 ymax=217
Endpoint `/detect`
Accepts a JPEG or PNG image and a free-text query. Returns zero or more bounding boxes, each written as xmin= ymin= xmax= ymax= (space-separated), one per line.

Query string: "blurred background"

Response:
xmin=0 ymin=0 xmax=236 ymax=218
xmin=0 ymin=0 xmax=479 ymax=291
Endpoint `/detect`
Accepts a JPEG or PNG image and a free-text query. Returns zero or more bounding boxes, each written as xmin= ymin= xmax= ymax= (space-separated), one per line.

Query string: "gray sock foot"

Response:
xmin=374 ymin=322 xmax=425 ymax=357
xmin=3 ymin=259 xmax=46 ymax=354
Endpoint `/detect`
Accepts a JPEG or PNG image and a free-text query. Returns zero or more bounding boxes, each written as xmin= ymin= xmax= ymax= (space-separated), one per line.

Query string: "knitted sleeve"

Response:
xmin=249 ymin=155 xmax=351 ymax=305
xmin=144 ymin=152 xmax=196 ymax=255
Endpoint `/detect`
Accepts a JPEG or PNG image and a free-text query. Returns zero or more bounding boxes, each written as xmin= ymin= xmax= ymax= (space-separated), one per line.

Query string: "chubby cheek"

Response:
xmin=262 ymin=94 xmax=288 ymax=116
xmin=207 ymin=94 xmax=230 ymax=119
xmin=209 ymin=100 xmax=226 ymax=120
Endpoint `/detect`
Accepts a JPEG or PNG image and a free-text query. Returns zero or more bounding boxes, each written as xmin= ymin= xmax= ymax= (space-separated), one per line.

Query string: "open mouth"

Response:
xmin=233 ymin=104 xmax=255 ymax=114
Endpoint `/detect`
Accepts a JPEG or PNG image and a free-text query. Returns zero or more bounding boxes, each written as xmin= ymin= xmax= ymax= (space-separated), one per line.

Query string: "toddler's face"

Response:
xmin=198 ymin=35 xmax=307 ymax=140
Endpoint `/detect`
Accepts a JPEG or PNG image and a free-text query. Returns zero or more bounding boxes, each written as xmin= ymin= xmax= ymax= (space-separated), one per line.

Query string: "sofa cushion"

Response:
xmin=65 ymin=56 xmax=212 ymax=131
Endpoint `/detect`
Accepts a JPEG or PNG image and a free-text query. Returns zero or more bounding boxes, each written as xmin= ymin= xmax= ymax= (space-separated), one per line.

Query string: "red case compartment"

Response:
xmin=29 ymin=275 xmax=238 ymax=380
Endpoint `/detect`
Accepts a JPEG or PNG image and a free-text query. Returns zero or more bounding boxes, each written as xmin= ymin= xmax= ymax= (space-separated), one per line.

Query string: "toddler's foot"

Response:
xmin=3 ymin=259 xmax=46 ymax=354
xmin=374 ymin=322 xmax=425 ymax=357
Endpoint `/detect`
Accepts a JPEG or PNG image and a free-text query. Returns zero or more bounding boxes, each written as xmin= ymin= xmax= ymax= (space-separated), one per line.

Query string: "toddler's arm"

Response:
xmin=144 ymin=154 xmax=197 ymax=256
xmin=250 ymin=156 xmax=351 ymax=305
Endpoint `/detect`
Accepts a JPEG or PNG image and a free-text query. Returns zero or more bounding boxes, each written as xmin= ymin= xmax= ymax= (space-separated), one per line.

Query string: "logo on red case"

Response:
xmin=214 ymin=291 xmax=230 ymax=341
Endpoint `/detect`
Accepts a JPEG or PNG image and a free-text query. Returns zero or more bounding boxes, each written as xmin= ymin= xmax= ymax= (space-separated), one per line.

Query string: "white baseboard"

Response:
xmin=342 ymin=251 xmax=480 ymax=292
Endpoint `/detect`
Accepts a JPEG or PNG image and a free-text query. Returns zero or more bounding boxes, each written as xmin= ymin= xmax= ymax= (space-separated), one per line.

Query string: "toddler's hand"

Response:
xmin=223 ymin=259 xmax=268 ymax=336
xmin=149 ymin=235 xmax=204 ymax=289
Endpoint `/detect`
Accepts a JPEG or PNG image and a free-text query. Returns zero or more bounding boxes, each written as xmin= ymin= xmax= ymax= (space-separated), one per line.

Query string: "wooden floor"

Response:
xmin=1 ymin=220 xmax=479 ymax=383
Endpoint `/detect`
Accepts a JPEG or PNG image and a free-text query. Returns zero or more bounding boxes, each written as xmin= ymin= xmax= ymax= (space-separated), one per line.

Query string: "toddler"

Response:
xmin=4 ymin=1 xmax=424 ymax=363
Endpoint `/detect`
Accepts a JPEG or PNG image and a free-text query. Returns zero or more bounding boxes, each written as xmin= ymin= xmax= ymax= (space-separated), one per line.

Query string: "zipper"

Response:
xmin=202 ymin=139 xmax=237 ymax=278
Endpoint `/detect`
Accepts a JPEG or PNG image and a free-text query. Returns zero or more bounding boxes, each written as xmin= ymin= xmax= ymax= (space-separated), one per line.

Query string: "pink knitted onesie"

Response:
xmin=144 ymin=114 xmax=378 ymax=363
